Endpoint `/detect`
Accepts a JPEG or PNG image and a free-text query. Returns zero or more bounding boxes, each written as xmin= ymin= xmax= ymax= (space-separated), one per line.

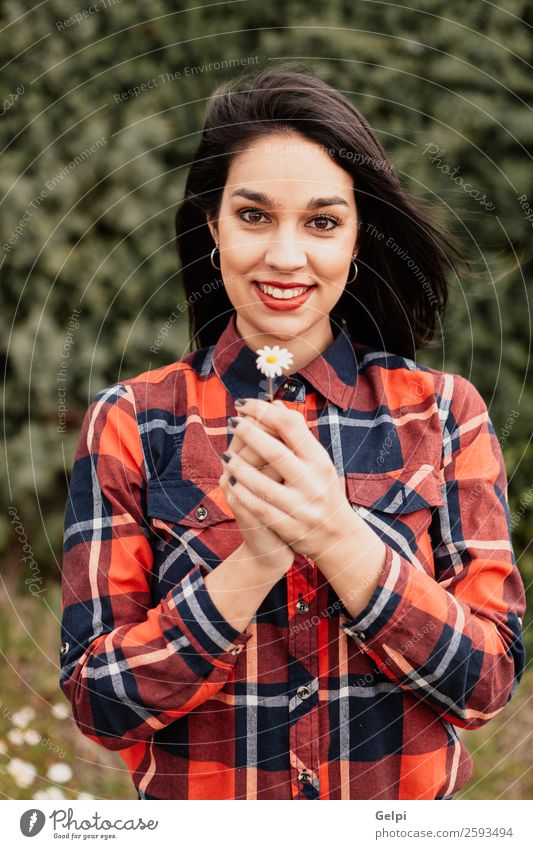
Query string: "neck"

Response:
xmin=235 ymin=314 xmax=335 ymax=374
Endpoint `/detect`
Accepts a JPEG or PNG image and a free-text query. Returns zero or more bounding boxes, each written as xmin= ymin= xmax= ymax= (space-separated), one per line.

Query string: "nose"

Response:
xmin=263 ymin=227 xmax=307 ymax=271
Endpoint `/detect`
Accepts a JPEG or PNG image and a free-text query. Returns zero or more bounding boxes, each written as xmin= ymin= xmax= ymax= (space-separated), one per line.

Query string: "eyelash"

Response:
xmin=236 ymin=208 xmax=344 ymax=231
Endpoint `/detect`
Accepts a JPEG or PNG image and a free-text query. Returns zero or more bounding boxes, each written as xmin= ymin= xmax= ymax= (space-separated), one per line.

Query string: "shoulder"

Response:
xmin=90 ymin=346 xmax=213 ymax=413
xmin=357 ymin=343 xmax=484 ymax=399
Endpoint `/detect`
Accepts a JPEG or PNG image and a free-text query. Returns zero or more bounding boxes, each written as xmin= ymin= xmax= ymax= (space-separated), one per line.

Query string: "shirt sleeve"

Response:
xmin=340 ymin=373 xmax=526 ymax=730
xmin=59 ymin=382 xmax=251 ymax=751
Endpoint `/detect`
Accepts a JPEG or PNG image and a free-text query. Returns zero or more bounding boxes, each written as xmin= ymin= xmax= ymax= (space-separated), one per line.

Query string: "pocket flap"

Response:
xmin=346 ymin=464 xmax=444 ymax=513
xmin=146 ymin=479 xmax=235 ymax=527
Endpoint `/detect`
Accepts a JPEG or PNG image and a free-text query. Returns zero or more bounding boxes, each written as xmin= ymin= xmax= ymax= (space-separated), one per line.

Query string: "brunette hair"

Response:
xmin=175 ymin=61 xmax=466 ymax=358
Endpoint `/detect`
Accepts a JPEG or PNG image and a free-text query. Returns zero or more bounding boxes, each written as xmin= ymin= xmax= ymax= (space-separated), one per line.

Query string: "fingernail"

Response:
xmin=229 ymin=475 xmax=236 ymax=486
xmin=221 ymin=452 xmax=231 ymax=462
xmin=234 ymin=398 xmax=248 ymax=407
xmin=228 ymin=416 xmax=240 ymax=427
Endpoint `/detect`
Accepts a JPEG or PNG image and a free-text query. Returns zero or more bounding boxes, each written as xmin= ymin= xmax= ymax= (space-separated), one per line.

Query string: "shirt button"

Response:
xmin=195 ymin=506 xmax=208 ymax=521
xmin=283 ymin=382 xmax=297 ymax=393
xmin=298 ymin=770 xmax=312 ymax=784
xmin=296 ymin=685 xmax=311 ymax=700
xmin=60 ymin=641 xmax=69 ymax=655
xmin=230 ymin=645 xmax=243 ymax=656
xmin=295 ymin=599 xmax=309 ymax=614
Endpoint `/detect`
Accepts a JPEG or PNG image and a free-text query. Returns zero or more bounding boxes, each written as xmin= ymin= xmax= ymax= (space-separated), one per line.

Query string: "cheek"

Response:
xmin=314 ymin=241 xmax=353 ymax=278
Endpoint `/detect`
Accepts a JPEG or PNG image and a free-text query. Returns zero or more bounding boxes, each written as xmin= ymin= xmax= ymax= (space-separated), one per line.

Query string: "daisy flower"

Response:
xmin=7 ymin=758 xmax=36 ymax=788
xmin=33 ymin=787 xmax=66 ymax=800
xmin=255 ymin=345 xmax=294 ymax=401
xmin=46 ymin=762 xmax=73 ymax=784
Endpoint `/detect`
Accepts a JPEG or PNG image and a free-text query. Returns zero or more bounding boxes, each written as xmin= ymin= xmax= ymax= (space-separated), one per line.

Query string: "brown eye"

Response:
xmin=238 ymin=209 xmax=268 ymax=224
xmin=311 ymin=215 xmax=342 ymax=231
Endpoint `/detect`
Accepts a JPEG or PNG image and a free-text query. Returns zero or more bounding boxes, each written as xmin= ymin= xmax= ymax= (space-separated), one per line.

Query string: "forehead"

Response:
xmin=225 ymin=134 xmax=355 ymax=206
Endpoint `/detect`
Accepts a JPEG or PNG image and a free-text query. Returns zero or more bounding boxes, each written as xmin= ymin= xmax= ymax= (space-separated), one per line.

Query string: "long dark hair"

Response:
xmin=175 ymin=61 xmax=466 ymax=358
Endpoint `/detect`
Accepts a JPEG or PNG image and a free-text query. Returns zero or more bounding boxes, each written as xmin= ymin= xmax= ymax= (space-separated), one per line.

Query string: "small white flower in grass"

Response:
xmin=12 ymin=707 xmax=36 ymax=728
xmin=51 ymin=701 xmax=69 ymax=720
xmin=7 ymin=758 xmax=37 ymax=788
xmin=0 ymin=740 xmax=7 ymax=756
xmin=47 ymin=762 xmax=72 ymax=783
xmin=78 ymin=792 xmax=95 ymax=800
xmin=23 ymin=729 xmax=41 ymax=746
xmin=34 ymin=787 xmax=65 ymax=800
xmin=255 ymin=345 xmax=294 ymax=401
xmin=7 ymin=728 xmax=25 ymax=746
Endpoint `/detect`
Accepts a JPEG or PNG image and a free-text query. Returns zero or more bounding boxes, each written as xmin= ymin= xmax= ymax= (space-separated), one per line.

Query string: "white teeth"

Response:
xmin=256 ymin=283 xmax=310 ymax=299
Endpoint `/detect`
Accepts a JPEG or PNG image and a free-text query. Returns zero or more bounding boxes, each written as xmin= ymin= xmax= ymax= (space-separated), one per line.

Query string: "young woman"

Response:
xmin=59 ymin=64 xmax=526 ymax=800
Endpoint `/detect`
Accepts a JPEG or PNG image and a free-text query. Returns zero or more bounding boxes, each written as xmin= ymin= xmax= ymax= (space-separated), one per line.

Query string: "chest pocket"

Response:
xmin=345 ymin=464 xmax=444 ymax=575
xmin=146 ymin=478 xmax=241 ymax=595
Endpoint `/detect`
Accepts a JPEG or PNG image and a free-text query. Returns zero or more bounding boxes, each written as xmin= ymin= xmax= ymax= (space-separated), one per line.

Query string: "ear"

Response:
xmin=206 ymin=212 xmax=219 ymax=245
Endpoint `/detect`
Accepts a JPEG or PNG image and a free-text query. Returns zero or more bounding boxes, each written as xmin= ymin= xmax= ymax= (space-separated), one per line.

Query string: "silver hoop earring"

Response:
xmin=347 ymin=255 xmax=359 ymax=284
xmin=210 ymin=245 xmax=221 ymax=270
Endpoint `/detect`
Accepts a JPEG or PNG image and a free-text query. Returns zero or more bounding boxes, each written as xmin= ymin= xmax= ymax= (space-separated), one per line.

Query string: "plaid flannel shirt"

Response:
xmin=60 ymin=312 xmax=526 ymax=799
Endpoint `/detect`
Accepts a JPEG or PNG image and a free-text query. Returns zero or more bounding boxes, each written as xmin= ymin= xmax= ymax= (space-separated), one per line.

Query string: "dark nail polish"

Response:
xmin=221 ymin=452 xmax=231 ymax=462
xmin=228 ymin=416 xmax=240 ymax=427
xmin=235 ymin=398 xmax=248 ymax=407
xmin=229 ymin=475 xmax=236 ymax=486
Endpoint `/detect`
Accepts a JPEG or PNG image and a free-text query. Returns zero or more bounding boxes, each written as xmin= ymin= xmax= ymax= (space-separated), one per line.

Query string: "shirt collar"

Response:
xmin=211 ymin=312 xmax=359 ymax=410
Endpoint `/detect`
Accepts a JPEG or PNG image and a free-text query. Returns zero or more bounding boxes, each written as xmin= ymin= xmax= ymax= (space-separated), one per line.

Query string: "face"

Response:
xmin=206 ymin=131 xmax=359 ymax=362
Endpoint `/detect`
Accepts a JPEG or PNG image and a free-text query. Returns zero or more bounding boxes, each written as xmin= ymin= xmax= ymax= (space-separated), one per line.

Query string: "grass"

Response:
xmin=1 ymin=581 xmax=530 ymax=800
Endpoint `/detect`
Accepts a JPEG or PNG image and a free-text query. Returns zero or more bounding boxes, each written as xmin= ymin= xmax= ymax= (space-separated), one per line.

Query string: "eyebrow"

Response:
xmin=229 ymin=188 xmax=350 ymax=209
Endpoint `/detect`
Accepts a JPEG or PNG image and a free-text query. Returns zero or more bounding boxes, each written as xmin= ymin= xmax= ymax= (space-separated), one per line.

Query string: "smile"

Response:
xmin=252 ymin=281 xmax=316 ymax=310
xmin=257 ymin=283 xmax=310 ymax=298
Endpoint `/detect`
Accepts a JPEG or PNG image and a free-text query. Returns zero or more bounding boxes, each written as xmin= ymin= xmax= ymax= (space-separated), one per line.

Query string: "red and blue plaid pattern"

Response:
xmin=60 ymin=312 xmax=526 ymax=799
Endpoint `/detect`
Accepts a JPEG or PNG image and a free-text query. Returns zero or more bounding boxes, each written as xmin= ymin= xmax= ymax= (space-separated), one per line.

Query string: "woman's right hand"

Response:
xmin=219 ymin=422 xmax=295 ymax=573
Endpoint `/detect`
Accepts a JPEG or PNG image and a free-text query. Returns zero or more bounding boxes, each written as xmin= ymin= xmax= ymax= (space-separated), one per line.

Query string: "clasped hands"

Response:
xmin=218 ymin=397 xmax=358 ymax=563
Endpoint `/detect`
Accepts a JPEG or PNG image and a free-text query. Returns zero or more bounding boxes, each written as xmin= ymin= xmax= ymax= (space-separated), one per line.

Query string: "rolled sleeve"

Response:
xmin=169 ymin=565 xmax=252 ymax=662
xmin=340 ymin=545 xmax=413 ymax=643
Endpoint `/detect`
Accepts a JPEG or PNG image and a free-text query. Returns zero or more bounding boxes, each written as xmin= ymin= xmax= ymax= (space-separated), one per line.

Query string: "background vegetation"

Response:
xmin=1 ymin=0 xmax=531 ymax=799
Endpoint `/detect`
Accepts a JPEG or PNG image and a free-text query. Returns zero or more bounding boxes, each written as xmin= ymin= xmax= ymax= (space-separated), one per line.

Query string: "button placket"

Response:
xmin=287 ymin=554 xmax=320 ymax=798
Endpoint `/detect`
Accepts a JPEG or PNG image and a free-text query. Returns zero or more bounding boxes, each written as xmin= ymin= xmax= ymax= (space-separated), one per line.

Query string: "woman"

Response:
xmin=59 ymin=64 xmax=526 ymax=800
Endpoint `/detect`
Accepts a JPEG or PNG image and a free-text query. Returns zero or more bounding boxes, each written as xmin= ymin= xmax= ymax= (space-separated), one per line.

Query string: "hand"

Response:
xmin=220 ymin=399 xmax=354 ymax=563
xmin=219 ymin=417 xmax=295 ymax=573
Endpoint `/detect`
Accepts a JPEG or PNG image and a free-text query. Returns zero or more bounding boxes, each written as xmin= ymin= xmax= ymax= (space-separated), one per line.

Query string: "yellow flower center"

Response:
xmin=266 ymin=355 xmax=278 ymax=363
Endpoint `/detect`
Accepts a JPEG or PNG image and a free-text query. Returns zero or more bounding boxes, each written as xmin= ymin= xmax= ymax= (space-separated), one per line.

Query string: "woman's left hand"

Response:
xmin=220 ymin=398 xmax=355 ymax=562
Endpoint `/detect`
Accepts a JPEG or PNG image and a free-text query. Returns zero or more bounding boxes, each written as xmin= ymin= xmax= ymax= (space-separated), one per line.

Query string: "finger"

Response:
xmin=220 ymin=468 xmax=285 ymax=536
xmin=227 ymin=430 xmax=283 ymax=482
xmin=233 ymin=398 xmax=316 ymax=460
xmin=220 ymin=468 xmax=294 ymax=540
xmin=219 ymin=470 xmax=265 ymax=532
xmin=227 ymin=415 xmax=305 ymax=484
xmin=221 ymin=443 xmax=298 ymax=517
